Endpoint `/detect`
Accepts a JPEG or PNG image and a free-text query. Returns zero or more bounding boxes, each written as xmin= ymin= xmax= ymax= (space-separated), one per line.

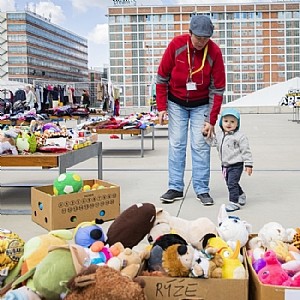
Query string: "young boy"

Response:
xmin=206 ymin=108 xmax=253 ymax=212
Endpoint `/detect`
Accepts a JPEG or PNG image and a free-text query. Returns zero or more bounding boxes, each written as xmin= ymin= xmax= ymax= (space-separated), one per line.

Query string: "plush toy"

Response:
xmin=3 ymin=286 xmax=41 ymax=300
xmin=73 ymin=219 xmax=107 ymax=248
xmin=161 ymin=244 xmax=194 ymax=277
xmin=53 ymin=172 xmax=83 ymax=195
xmin=269 ymin=240 xmax=295 ymax=263
xmin=206 ymin=236 xmax=246 ymax=279
xmin=85 ymin=241 xmax=124 ymax=265
xmin=147 ymin=208 xmax=217 ymax=250
xmin=64 ymin=265 xmax=146 ymax=300
xmin=9 ymin=244 xmax=88 ymax=300
xmin=107 ymin=247 xmax=149 ymax=279
xmin=0 ymin=140 xmax=18 ymax=155
xmin=258 ymin=250 xmax=289 ymax=285
xmin=249 ymin=222 xmax=296 ymax=251
xmin=190 ymin=247 xmax=223 ymax=279
xmin=106 ymin=203 xmax=156 ymax=248
xmin=292 ymin=228 xmax=300 ymax=250
xmin=3 ymin=230 xmax=72 ymax=289
xmin=146 ymin=233 xmax=187 ymax=273
xmin=0 ymin=228 xmax=25 ymax=287
xmin=16 ymin=131 xmax=37 ymax=153
xmin=217 ymin=204 xmax=252 ymax=250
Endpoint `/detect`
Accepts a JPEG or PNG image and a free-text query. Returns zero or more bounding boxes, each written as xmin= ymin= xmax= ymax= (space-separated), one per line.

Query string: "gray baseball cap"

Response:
xmin=190 ymin=15 xmax=214 ymax=37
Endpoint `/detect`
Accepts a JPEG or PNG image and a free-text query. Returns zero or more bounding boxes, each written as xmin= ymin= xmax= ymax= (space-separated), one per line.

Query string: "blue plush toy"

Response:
xmin=73 ymin=219 xmax=107 ymax=248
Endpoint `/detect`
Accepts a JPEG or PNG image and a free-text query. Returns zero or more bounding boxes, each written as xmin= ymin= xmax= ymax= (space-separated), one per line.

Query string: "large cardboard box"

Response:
xmin=137 ymin=256 xmax=249 ymax=300
xmin=246 ymin=247 xmax=300 ymax=300
xmin=31 ymin=179 xmax=120 ymax=230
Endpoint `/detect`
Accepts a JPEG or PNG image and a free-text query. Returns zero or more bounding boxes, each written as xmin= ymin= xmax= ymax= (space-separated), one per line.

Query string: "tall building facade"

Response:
xmin=0 ymin=11 xmax=88 ymax=84
xmin=108 ymin=2 xmax=300 ymax=106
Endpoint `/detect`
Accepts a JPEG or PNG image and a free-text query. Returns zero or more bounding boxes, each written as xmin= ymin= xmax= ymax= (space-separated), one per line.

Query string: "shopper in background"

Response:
xmin=82 ymin=89 xmax=90 ymax=108
xmin=207 ymin=108 xmax=253 ymax=212
xmin=24 ymin=84 xmax=36 ymax=110
xmin=156 ymin=15 xmax=226 ymax=205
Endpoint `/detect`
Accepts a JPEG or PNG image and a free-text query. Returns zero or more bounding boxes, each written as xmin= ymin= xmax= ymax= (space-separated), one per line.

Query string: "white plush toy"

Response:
xmin=0 ymin=140 xmax=18 ymax=155
xmin=147 ymin=208 xmax=217 ymax=250
xmin=248 ymin=221 xmax=296 ymax=251
xmin=217 ymin=204 xmax=252 ymax=252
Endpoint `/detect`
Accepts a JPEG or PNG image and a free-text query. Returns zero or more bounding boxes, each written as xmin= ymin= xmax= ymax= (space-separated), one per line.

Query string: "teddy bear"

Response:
xmin=107 ymin=247 xmax=150 ymax=279
xmin=147 ymin=208 xmax=217 ymax=250
xmin=64 ymin=264 xmax=146 ymax=300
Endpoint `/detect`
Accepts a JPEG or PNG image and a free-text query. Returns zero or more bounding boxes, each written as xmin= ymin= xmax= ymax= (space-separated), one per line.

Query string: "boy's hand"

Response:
xmin=245 ymin=167 xmax=252 ymax=176
xmin=202 ymin=122 xmax=214 ymax=138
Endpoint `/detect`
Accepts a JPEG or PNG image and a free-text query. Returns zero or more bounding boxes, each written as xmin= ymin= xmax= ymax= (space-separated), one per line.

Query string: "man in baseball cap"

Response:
xmin=190 ymin=15 xmax=214 ymax=37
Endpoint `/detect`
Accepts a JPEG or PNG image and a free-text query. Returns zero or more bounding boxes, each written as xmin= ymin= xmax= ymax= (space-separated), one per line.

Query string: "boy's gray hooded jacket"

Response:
xmin=213 ymin=130 xmax=253 ymax=167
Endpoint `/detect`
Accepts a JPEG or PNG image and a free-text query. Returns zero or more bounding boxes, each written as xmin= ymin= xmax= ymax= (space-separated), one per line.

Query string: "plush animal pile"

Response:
xmin=0 ymin=203 xmax=268 ymax=300
xmin=247 ymin=222 xmax=300 ymax=286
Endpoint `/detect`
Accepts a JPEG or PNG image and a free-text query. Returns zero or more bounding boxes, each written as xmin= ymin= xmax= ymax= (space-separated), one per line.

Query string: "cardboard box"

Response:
xmin=137 ymin=255 xmax=249 ymax=300
xmin=246 ymin=241 xmax=300 ymax=300
xmin=31 ymin=179 xmax=120 ymax=230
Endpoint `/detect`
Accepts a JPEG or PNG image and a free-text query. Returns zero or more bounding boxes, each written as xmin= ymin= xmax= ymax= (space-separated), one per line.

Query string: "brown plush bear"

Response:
xmin=65 ymin=265 xmax=146 ymax=300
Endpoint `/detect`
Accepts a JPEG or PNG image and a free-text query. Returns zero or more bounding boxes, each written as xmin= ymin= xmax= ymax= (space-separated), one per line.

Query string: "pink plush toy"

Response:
xmin=258 ymin=250 xmax=289 ymax=285
xmin=284 ymin=271 xmax=300 ymax=287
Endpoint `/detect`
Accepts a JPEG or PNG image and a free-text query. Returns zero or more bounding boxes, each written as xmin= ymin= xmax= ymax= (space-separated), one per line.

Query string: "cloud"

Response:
xmin=0 ymin=0 xmax=16 ymax=11
xmin=88 ymin=23 xmax=109 ymax=45
xmin=70 ymin=0 xmax=113 ymax=13
xmin=26 ymin=1 xmax=65 ymax=24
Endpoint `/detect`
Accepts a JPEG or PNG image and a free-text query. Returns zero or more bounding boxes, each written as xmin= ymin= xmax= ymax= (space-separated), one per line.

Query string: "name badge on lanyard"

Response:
xmin=187 ymin=40 xmax=208 ymax=90
xmin=186 ymin=82 xmax=197 ymax=91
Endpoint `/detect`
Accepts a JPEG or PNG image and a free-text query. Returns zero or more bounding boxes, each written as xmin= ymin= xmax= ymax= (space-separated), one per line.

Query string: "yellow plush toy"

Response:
xmin=206 ymin=236 xmax=246 ymax=279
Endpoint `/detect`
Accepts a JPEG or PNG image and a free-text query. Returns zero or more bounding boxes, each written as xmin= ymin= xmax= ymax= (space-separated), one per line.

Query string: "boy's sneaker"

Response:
xmin=197 ymin=193 xmax=214 ymax=206
xmin=160 ymin=189 xmax=183 ymax=203
xmin=238 ymin=193 xmax=246 ymax=206
xmin=225 ymin=202 xmax=240 ymax=212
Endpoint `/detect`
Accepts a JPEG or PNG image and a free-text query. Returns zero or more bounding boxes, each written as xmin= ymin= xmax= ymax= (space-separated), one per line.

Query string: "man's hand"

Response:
xmin=202 ymin=122 xmax=215 ymax=138
xmin=158 ymin=111 xmax=167 ymax=125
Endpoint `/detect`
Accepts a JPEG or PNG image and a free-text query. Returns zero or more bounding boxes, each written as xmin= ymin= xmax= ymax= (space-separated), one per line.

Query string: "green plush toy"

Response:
xmin=3 ymin=229 xmax=73 ymax=290
xmin=16 ymin=132 xmax=37 ymax=153
xmin=53 ymin=172 xmax=83 ymax=195
xmin=10 ymin=245 xmax=88 ymax=300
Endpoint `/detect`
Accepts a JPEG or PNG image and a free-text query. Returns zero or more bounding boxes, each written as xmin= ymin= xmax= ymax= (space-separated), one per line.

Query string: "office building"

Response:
xmin=0 ymin=11 xmax=88 ymax=84
xmin=108 ymin=2 xmax=300 ymax=106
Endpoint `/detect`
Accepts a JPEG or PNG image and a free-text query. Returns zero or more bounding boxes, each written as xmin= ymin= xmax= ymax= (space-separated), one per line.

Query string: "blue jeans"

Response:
xmin=168 ymin=100 xmax=211 ymax=195
xmin=222 ymin=163 xmax=244 ymax=203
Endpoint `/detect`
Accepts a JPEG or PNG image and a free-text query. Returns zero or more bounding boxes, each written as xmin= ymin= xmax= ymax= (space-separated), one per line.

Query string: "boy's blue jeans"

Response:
xmin=222 ymin=163 xmax=244 ymax=203
xmin=167 ymin=100 xmax=210 ymax=195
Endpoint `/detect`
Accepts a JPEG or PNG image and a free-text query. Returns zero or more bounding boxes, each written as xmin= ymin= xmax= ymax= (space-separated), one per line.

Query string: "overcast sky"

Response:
xmin=0 ymin=0 xmax=289 ymax=68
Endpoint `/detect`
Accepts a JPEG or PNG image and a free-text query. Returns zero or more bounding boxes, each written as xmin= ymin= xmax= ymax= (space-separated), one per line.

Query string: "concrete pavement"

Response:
xmin=1 ymin=111 xmax=300 ymax=241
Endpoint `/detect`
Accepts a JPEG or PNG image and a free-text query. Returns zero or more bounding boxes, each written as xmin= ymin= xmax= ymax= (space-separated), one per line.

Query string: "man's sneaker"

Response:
xmin=225 ymin=202 xmax=240 ymax=212
xmin=160 ymin=189 xmax=183 ymax=203
xmin=197 ymin=193 xmax=214 ymax=206
xmin=238 ymin=193 xmax=246 ymax=206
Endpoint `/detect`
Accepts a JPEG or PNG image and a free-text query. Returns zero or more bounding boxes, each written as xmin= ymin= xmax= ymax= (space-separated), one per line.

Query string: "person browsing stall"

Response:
xmin=156 ymin=15 xmax=226 ymax=205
